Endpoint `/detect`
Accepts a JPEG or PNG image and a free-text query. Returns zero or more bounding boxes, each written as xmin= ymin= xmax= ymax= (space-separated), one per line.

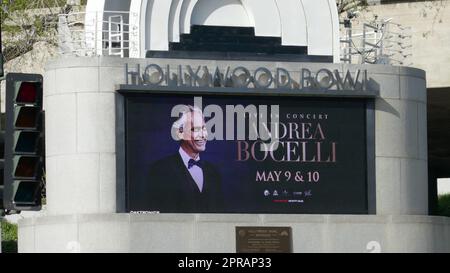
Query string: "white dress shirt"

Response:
xmin=179 ymin=147 xmax=204 ymax=192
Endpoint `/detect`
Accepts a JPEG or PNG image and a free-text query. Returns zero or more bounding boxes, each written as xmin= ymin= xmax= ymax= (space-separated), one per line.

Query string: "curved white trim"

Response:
xmin=180 ymin=0 xmax=199 ymax=34
xmin=169 ymin=0 xmax=183 ymax=43
xmin=239 ymin=0 xmax=255 ymax=27
xmin=302 ymin=0 xmax=333 ymax=56
xmin=191 ymin=0 xmax=252 ymax=27
xmin=129 ymin=0 xmax=149 ymax=57
xmin=275 ymin=0 xmax=307 ymax=46
xmin=299 ymin=0 xmax=309 ymax=47
xmin=327 ymin=0 xmax=340 ymax=63
xmin=129 ymin=0 xmax=142 ymax=58
xmin=140 ymin=0 xmax=153 ymax=57
xmin=241 ymin=0 xmax=281 ymax=37
xmin=149 ymin=0 xmax=172 ymax=50
xmin=144 ymin=0 xmax=152 ymax=53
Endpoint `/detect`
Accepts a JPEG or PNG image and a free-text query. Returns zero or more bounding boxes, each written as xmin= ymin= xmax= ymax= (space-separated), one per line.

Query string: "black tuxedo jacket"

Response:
xmin=145 ymin=153 xmax=224 ymax=213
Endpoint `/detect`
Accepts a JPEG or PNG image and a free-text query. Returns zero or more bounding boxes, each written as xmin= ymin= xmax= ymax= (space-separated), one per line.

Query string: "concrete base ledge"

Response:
xmin=18 ymin=214 xmax=450 ymax=253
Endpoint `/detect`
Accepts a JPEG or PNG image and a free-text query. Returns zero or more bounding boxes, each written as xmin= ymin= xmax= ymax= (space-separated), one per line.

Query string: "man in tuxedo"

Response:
xmin=146 ymin=105 xmax=224 ymax=213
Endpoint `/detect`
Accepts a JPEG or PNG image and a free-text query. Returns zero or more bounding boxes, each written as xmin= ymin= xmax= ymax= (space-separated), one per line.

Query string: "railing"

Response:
xmin=108 ymin=15 xmax=125 ymax=57
xmin=58 ymin=11 xmax=131 ymax=57
xmin=340 ymin=18 xmax=412 ymax=66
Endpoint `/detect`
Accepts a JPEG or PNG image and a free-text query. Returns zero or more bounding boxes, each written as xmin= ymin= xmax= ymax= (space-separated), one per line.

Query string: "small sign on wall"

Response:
xmin=236 ymin=227 xmax=293 ymax=253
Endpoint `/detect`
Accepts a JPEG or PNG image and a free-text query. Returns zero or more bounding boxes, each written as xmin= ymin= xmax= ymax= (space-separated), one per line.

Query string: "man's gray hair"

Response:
xmin=172 ymin=105 xmax=203 ymax=141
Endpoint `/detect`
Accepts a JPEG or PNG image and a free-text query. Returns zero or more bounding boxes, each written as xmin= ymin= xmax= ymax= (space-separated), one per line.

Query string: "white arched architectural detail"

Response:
xmin=169 ymin=0 xmax=184 ymax=43
xmin=327 ymin=0 xmax=341 ymax=63
xmin=302 ymin=0 xmax=334 ymax=57
xmin=147 ymin=0 xmax=172 ymax=50
xmin=180 ymin=0 xmax=199 ymax=34
xmin=93 ymin=0 xmax=340 ymax=62
xmin=140 ymin=0 xmax=149 ymax=56
xmin=143 ymin=0 xmax=153 ymax=53
xmin=241 ymin=0 xmax=281 ymax=37
xmin=129 ymin=0 xmax=142 ymax=58
xmin=275 ymin=0 xmax=308 ymax=46
xmin=129 ymin=0 xmax=149 ymax=58
xmin=191 ymin=0 xmax=252 ymax=27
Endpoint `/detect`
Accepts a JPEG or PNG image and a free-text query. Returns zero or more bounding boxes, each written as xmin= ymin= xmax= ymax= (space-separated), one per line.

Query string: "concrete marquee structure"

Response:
xmin=16 ymin=57 xmax=450 ymax=253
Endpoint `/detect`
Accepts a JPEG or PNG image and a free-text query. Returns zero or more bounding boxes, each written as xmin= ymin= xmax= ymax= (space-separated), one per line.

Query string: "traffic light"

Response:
xmin=3 ymin=73 xmax=44 ymax=211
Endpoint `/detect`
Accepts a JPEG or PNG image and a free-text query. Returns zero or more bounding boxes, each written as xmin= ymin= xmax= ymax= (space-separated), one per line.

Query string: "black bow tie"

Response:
xmin=188 ymin=159 xmax=202 ymax=169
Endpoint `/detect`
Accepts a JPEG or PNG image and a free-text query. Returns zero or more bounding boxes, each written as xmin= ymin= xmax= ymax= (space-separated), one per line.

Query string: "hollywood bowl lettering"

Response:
xmin=124 ymin=63 xmax=369 ymax=91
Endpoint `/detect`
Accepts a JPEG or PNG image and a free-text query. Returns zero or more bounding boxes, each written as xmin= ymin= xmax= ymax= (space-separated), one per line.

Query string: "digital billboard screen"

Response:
xmin=123 ymin=93 xmax=370 ymax=214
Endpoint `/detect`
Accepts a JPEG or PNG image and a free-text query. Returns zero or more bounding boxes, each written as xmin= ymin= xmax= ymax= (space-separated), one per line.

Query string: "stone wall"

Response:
xmin=19 ymin=214 xmax=450 ymax=253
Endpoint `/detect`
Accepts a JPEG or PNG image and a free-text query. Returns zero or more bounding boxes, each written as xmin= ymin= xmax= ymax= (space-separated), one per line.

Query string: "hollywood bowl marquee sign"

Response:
xmin=123 ymin=64 xmax=376 ymax=97
xmin=118 ymin=62 xmax=377 ymax=215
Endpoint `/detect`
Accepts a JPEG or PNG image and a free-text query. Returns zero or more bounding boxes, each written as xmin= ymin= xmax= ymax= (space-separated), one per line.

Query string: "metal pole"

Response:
xmin=362 ymin=24 xmax=367 ymax=64
xmin=0 ymin=11 xmax=4 ymax=124
xmin=95 ymin=11 xmax=98 ymax=56
xmin=108 ymin=16 xmax=112 ymax=56
xmin=120 ymin=16 xmax=124 ymax=58
xmin=0 ymin=10 xmax=4 ymax=81
xmin=348 ymin=25 xmax=353 ymax=64
xmin=0 ymin=12 xmax=4 ymax=254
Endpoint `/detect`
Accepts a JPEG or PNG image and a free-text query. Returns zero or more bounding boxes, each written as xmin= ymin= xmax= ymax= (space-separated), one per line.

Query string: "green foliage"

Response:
xmin=2 ymin=0 xmax=65 ymax=24
xmin=1 ymin=0 xmax=27 ymax=25
xmin=336 ymin=0 xmax=368 ymax=14
xmin=1 ymin=219 xmax=18 ymax=253
xmin=1 ymin=0 xmax=68 ymax=61
xmin=437 ymin=194 xmax=450 ymax=217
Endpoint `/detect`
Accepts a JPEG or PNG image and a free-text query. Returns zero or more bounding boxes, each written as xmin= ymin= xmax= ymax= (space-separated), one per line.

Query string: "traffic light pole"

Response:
xmin=0 ymin=22 xmax=3 ymax=251
xmin=4 ymin=73 xmax=44 ymax=212
xmin=0 ymin=10 xmax=4 ymax=81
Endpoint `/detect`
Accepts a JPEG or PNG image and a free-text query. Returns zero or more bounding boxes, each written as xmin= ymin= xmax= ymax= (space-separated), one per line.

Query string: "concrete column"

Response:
xmin=44 ymin=57 xmax=117 ymax=215
xmin=372 ymin=66 xmax=428 ymax=215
